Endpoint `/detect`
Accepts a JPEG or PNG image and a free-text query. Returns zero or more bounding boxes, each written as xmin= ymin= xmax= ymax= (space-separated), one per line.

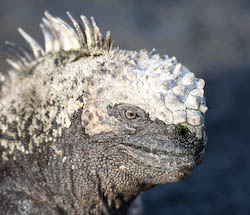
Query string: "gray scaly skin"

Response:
xmin=0 ymin=11 xmax=208 ymax=215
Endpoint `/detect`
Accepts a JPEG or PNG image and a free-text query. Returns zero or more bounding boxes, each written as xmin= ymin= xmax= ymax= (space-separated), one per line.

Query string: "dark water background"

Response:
xmin=0 ymin=0 xmax=249 ymax=214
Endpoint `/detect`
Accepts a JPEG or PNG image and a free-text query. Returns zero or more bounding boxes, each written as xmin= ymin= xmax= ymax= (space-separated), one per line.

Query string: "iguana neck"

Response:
xmin=42 ymin=111 xmax=135 ymax=215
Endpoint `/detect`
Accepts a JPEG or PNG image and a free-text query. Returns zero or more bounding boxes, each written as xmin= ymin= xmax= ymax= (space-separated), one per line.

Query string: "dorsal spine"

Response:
xmin=5 ymin=11 xmax=113 ymax=73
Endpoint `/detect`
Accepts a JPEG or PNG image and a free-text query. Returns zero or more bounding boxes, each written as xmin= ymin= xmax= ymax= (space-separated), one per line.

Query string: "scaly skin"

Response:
xmin=0 ymin=12 xmax=207 ymax=215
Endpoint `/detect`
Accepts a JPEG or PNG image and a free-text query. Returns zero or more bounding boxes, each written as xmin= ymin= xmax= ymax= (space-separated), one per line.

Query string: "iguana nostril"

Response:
xmin=179 ymin=127 xmax=188 ymax=138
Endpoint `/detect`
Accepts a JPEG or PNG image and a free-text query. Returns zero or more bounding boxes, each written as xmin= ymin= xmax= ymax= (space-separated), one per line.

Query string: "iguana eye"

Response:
xmin=125 ymin=110 xmax=137 ymax=119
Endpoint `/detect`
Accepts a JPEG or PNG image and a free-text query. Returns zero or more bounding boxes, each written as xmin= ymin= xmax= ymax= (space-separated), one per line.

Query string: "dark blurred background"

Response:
xmin=0 ymin=0 xmax=249 ymax=214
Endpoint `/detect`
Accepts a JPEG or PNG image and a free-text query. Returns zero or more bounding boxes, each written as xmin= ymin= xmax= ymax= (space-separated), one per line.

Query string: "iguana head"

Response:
xmin=4 ymin=11 xmax=207 ymax=203
xmin=79 ymin=48 xmax=207 ymax=186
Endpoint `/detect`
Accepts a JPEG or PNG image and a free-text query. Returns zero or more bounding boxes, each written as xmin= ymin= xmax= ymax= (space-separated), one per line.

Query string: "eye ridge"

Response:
xmin=125 ymin=110 xmax=138 ymax=119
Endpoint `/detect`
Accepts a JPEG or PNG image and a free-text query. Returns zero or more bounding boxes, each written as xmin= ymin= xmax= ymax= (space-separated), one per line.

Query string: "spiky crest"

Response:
xmin=5 ymin=11 xmax=113 ymax=72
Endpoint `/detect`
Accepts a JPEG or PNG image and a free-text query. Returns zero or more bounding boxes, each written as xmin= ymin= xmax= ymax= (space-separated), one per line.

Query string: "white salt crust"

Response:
xmin=0 ymin=12 xmax=208 ymax=158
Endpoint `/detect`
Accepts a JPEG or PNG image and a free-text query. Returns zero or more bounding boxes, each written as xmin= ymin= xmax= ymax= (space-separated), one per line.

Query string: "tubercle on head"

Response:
xmin=4 ymin=11 xmax=114 ymax=73
xmin=2 ymin=11 xmax=207 ymax=142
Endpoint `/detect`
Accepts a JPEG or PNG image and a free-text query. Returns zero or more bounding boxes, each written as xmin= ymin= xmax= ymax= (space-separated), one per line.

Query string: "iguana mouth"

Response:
xmin=123 ymin=140 xmax=204 ymax=157
xmin=120 ymin=135 xmax=205 ymax=172
xmin=121 ymin=134 xmax=204 ymax=156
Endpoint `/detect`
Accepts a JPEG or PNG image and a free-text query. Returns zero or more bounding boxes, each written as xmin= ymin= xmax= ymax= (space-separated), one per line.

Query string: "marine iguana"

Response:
xmin=0 ymin=11 xmax=208 ymax=215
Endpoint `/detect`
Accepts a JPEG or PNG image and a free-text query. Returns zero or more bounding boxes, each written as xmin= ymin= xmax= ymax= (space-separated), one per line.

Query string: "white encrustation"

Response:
xmin=2 ymin=11 xmax=207 ymax=147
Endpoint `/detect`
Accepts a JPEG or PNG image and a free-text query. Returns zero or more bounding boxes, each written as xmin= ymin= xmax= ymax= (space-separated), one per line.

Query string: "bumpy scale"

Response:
xmin=0 ymin=11 xmax=207 ymax=215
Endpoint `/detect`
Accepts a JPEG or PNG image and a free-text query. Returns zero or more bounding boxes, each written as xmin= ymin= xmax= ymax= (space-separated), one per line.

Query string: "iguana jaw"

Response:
xmin=90 ymin=126 xmax=205 ymax=186
xmin=118 ymin=133 xmax=205 ymax=182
